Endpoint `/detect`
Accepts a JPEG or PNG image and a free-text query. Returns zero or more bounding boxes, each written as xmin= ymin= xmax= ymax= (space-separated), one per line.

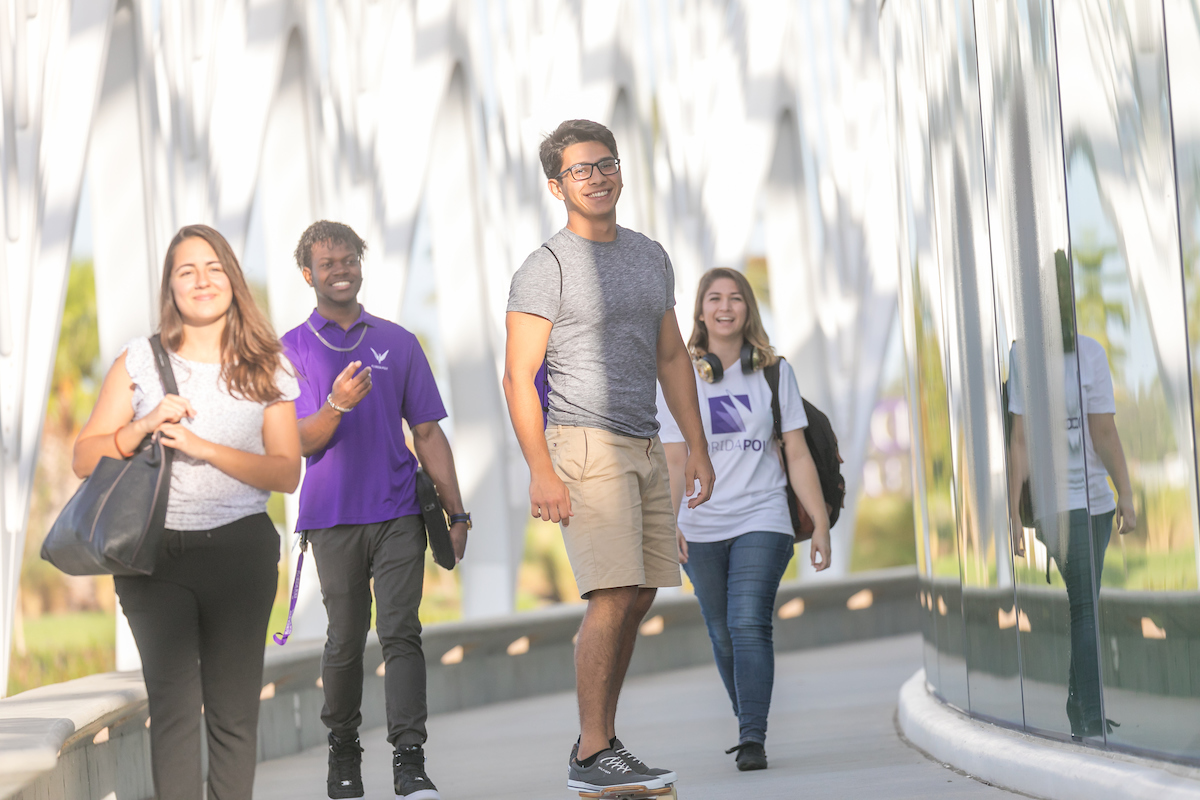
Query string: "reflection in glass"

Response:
xmin=923 ymin=0 xmax=1019 ymax=724
xmin=1057 ymin=0 xmax=1200 ymax=758
xmin=884 ymin=0 xmax=1200 ymax=765
xmin=918 ymin=0 xmax=973 ymax=712
xmin=880 ymin=0 xmax=942 ymax=693
xmin=974 ymin=0 xmax=1079 ymax=740
xmin=1168 ymin=0 xmax=1200 ymax=588
xmin=1007 ymin=256 xmax=1133 ymax=738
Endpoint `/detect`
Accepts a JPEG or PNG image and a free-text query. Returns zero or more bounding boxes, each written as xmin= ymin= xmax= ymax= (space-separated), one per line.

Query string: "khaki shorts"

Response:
xmin=546 ymin=425 xmax=681 ymax=597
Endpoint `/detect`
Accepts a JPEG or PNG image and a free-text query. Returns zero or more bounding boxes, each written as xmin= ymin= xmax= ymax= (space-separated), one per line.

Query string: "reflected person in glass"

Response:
xmin=1006 ymin=253 xmax=1137 ymax=740
xmin=656 ymin=268 xmax=832 ymax=771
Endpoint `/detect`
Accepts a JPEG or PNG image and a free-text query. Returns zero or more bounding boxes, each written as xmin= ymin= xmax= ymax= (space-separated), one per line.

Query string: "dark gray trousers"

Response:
xmin=307 ymin=515 xmax=428 ymax=747
xmin=115 ymin=513 xmax=279 ymax=800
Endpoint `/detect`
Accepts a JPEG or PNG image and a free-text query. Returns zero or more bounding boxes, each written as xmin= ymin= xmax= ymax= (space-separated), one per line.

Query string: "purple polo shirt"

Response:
xmin=281 ymin=308 xmax=446 ymax=530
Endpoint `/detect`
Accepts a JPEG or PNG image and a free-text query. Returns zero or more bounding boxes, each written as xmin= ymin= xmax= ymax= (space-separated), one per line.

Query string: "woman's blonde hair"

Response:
xmin=687 ymin=267 xmax=778 ymax=368
xmin=159 ymin=224 xmax=287 ymax=404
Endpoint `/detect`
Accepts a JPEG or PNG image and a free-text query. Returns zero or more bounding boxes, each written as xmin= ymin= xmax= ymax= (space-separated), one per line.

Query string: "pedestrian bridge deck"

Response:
xmin=254 ymin=634 xmax=1015 ymax=799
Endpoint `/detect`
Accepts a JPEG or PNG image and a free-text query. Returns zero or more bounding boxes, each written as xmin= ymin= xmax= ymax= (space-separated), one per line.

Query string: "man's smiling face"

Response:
xmin=550 ymin=140 xmax=623 ymax=220
xmin=304 ymin=239 xmax=363 ymax=306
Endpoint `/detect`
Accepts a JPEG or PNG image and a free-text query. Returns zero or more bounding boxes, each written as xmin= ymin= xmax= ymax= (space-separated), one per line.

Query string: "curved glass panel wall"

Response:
xmin=883 ymin=0 xmax=970 ymax=711
xmin=925 ymin=0 xmax=1021 ymax=724
xmin=881 ymin=2 xmax=944 ymax=693
xmin=881 ymin=0 xmax=1200 ymax=762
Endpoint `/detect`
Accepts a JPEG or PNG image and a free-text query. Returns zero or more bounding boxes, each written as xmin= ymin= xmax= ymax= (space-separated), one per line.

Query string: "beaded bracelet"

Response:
xmin=327 ymin=394 xmax=353 ymax=413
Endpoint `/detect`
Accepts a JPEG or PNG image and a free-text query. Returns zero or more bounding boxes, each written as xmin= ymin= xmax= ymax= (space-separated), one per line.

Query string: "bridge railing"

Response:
xmin=0 ymin=566 xmax=919 ymax=800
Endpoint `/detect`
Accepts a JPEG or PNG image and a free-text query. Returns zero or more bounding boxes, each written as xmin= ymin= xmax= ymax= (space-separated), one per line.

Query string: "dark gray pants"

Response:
xmin=307 ymin=515 xmax=427 ymax=747
xmin=115 ymin=513 xmax=279 ymax=800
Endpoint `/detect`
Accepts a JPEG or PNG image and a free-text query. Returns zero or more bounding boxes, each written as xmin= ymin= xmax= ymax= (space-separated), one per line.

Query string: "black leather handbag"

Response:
xmin=416 ymin=468 xmax=456 ymax=570
xmin=41 ymin=335 xmax=178 ymax=576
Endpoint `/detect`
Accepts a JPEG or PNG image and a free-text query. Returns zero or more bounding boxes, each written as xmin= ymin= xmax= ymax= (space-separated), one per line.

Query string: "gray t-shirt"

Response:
xmin=507 ymin=226 xmax=675 ymax=438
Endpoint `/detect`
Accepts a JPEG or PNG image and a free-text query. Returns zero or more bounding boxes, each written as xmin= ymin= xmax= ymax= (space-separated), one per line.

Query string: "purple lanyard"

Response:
xmin=272 ymin=541 xmax=306 ymax=646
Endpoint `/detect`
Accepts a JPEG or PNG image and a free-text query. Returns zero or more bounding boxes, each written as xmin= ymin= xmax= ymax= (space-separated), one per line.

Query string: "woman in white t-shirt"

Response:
xmin=657 ymin=268 xmax=831 ymax=772
xmin=1007 ymin=334 xmax=1135 ymax=739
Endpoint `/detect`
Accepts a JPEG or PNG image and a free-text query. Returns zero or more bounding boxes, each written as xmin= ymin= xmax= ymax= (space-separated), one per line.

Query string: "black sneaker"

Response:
xmin=393 ymin=744 xmax=441 ymax=800
xmin=726 ymin=741 xmax=768 ymax=771
xmin=327 ymin=733 xmax=364 ymax=799
xmin=612 ymin=737 xmax=677 ymax=783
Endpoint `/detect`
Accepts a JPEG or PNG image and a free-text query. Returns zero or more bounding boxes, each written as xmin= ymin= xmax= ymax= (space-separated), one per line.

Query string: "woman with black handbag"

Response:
xmin=72 ymin=225 xmax=301 ymax=800
xmin=656 ymin=268 xmax=831 ymax=772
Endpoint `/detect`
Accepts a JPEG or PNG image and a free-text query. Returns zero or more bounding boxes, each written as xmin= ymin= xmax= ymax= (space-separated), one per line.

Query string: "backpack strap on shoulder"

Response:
xmin=536 ymin=245 xmax=563 ymax=428
xmin=765 ymin=359 xmax=783 ymax=444
xmin=541 ymin=244 xmax=563 ymax=297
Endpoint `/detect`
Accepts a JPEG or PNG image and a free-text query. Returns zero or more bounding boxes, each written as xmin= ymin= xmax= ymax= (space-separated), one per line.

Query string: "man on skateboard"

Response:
xmin=503 ymin=120 xmax=715 ymax=794
xmin=282 ymin=221 xmax=469 ymax=800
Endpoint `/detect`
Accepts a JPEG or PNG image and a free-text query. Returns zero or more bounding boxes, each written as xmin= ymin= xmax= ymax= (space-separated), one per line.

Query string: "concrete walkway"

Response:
xmin=254 ymin=634 xmax=1018 ymax=799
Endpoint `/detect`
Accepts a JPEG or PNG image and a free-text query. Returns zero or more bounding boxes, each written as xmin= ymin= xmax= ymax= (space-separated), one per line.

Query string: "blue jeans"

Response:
xmin=1060 ymin=508 xmax=1114 ymax=737
xmin=683 ymin=531 xmax=794 ymax=745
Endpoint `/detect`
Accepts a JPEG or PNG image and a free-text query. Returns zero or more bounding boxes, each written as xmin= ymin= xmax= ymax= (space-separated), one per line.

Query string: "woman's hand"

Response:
xmin=158 ymin=422 xmax=213 ymax=461
xmin=1115 ymin=495 xmax=1137 ymax=534
xmin=810 ymin=527 xmax=831 ymax=571
xmin=676 ymin=529 xmax=689 ymax=564
xmin=140 ymin=394 xmax=198 ymax=434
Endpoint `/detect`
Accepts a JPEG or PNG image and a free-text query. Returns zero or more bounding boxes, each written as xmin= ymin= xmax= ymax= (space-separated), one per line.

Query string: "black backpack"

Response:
xmin=765 ymin=360 xmax=845 ymax=540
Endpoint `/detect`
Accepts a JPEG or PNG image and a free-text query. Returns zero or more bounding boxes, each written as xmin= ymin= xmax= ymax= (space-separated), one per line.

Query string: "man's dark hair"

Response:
xmin=539 ymin=120 xmax=619 ymax=179
xmin=293 ymin=220 xmax=368 ymax=271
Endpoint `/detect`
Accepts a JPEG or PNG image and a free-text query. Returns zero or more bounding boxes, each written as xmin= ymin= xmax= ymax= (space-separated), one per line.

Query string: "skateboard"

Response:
xmin=577 ymin=785 xmax=677 ymax=800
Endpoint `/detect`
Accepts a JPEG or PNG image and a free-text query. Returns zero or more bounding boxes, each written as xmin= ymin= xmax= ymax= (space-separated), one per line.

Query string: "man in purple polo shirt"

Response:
xmin=281 ymin=220 xmax=468 ymax=800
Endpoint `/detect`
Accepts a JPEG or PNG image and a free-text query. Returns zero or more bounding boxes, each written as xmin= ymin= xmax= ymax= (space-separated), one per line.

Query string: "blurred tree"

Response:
xmin=21 ymin=260 xmax=105 ymax=617
xmin=48 ymin=261 xmax=101 ymax=434
xmin=1069 ymin=239 xmax=1127 ymax=378
xmin=744 ymin=256 xmax=771 ymax=307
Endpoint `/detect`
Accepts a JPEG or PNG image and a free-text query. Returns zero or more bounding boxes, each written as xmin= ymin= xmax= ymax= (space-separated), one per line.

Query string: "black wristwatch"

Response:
xmin=449 ymin=512 xmax=472 ymax=530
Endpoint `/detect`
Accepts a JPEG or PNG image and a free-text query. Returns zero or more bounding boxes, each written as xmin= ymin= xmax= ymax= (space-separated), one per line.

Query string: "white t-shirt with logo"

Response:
xmin=656 ymin=358 xmax=808 ymax=543
xmin=1007 ymin=335 xmax=1116 ymax=514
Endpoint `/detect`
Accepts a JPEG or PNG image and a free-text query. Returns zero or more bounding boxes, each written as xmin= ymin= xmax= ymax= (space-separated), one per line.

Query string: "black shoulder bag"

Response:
xmin=41 ymin=335 xmax=178 ymax=576
xmin=416 ymin=468 xmax=457 ymax=570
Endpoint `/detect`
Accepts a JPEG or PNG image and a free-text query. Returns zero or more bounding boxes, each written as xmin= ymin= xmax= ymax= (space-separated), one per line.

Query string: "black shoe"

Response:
xmin=327 ymin=733 xmax=364 ymax=799
xmin=1072 ymin=718 xmax=1120 ymax=741
xmin=726 ymin=741 xmax=768 ymax=771
xmin=394 ymin=744 xmax=441 ymax=800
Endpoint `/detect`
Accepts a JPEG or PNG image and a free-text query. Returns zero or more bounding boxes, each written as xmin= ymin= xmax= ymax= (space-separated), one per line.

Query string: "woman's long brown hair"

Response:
xmin=159 ymin=224 xmax=287 ymax=404
xmin=687 ymin=267 xmax=778 ymax=369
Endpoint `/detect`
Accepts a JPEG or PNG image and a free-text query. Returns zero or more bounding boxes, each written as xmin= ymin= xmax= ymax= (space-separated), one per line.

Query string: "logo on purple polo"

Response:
xmin=709 ymin=394 xmax=752 ymax=434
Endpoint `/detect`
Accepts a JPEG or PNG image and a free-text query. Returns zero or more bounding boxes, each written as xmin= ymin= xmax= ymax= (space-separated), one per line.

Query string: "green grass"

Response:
xmin=851 ymin=495 xmax=917 ymax=572
xmin=8 ymin=611 xmax=116 ymax=696
xmin=21 ymin=610 xmax=115 ymax=649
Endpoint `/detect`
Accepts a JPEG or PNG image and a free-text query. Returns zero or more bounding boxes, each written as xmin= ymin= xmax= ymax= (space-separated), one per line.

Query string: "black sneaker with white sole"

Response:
xmin=393 ymin=744 xmax=440 ymax=800
xmin=612 ymin=737 xmax=677 ymax=784
xmin=566 ymin=747 xmax=667 ymax=792
xmin=327 ymin=733 xmax=364 ymax=799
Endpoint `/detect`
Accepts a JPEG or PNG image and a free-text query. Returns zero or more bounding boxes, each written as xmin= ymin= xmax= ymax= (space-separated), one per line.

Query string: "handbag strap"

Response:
xmin=148 ymin=334 xmax=180 ymax=396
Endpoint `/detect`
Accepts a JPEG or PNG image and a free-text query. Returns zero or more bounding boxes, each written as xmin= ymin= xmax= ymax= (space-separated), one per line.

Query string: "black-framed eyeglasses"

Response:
xmin=555 ymin=157 xmax=621 ymax=182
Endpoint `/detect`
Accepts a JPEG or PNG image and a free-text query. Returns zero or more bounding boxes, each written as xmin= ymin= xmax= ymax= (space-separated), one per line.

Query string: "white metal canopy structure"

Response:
xmin=0 ymin=0 xmax=896 ymax=694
